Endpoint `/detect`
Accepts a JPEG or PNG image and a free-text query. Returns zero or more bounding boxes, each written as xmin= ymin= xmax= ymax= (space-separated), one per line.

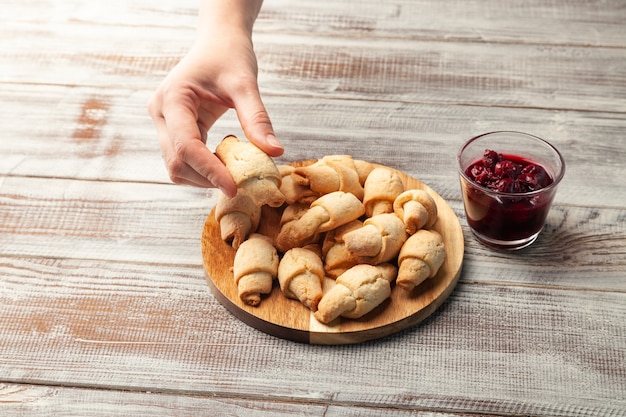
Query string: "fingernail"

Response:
xmin=266 ymin=134 xmax=282 ymax=149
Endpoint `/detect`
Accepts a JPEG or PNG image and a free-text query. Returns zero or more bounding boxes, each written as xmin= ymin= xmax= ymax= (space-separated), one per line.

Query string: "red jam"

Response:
xmin=467 ymin=149 xmax=553 ymax=193
xmin=462 ymin=149 xmax=555 ymax=245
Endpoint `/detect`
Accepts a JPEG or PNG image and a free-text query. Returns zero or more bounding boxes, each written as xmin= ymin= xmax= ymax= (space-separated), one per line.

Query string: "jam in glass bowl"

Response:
xmin=457 ymin=131 xmax=565 ymax=250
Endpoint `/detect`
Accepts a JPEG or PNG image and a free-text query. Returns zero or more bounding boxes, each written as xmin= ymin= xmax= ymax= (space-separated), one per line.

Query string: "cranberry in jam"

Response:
xmin=462 ymin=149 xmax=555 ymax=245
xmin=467 ymin=149 xmax=553 ymax=193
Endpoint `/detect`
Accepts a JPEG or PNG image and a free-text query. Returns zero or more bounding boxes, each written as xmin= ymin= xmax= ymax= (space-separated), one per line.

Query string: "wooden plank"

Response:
xmin=1 ymin=85 xmax=625 ymax=208
xmin=4 ymin=0 xmax=626 ymax=48
xmin=0 ymin=266 xmax=624 ymax=416
xmin=0 ymin=85 xmax=171 ymax=185
xmin=0 ymin=383 xmax=502 ymax=417
xmin=253 ymin=34 xmax=626 ymax=113
xmin=0 ymin=175 xmax=624 ymax=289
xmin=0 ymin=177 xmax=210 ymax=265
xmin=2 ymin=31 xmax=624 ymax=113
xmin=256 ymin=0 xmax=626 ymax=48
xmin=1 ymin=1 xmax=625 ymax=416
xmin=1 ymin=1 xmax=625 ymax=114
xmin=0 ymin=383 xmax=328 ymax=417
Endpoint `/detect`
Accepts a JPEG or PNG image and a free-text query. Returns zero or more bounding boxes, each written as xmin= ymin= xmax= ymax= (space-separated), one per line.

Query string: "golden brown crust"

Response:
xmin=233 ymin=233 xmax=279 ymax=306
xmin=275 ymin=191 xmax=365 ymax=252
xmin=393 ymin=189 xmax=438 ymax=234
xmin=214 ymin=189 xmax=261 ymax=250
xmin=277 ymin=164 xmax=319 ymax=205
xmin=312 ymin=191 xmax=365 ymax=232
xmin=396 ymin=229 xmax=445 ymax=292
xmin=363 ymin=167 xmax=405 ymax=217
xmin=353 ymin=159 xmax=375 ymax=185
xmin=342 ymin=213 xmax=408 ymax=265
xmin=215 ymin=135 xmax=285 ymax=208
xmin=321 ymin=219 xmax=363 ymax=278
xmin=292 ymin=155 xmax=364 ymax=200
xmin=323 ymin=242 xmax=360 ymax=279
xmin=277 ymin=246 xmax=324 ymax=311
xmin=314 ymin=263 xmax=396 ymax=323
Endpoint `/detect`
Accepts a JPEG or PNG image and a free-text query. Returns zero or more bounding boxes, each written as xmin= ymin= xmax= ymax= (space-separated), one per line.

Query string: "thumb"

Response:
xmin=234 ymin=90 xmax=284 ymax=157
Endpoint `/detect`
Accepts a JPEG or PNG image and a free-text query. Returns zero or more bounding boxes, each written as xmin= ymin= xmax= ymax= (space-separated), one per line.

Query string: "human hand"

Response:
xmin=148 ymin=30 xmax=283 ymax=195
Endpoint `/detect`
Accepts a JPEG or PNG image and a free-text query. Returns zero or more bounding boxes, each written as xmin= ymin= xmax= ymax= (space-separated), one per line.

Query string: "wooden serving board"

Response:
xmin=201 ymin=161 xmax=464 ymax=345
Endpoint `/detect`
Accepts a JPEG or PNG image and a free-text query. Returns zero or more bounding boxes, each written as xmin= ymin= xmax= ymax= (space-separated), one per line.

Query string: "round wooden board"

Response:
xmin=201 ymin=160 xmax=464 ymax=345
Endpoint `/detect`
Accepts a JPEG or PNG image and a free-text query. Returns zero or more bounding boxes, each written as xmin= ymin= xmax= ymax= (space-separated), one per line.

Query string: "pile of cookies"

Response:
xmin=214 ymin=135 xmax=445 ymax=324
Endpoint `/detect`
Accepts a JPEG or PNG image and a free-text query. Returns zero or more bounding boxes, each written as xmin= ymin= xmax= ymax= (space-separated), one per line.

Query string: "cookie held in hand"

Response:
xmin=216 ymin=135 xmax=285 ymax=208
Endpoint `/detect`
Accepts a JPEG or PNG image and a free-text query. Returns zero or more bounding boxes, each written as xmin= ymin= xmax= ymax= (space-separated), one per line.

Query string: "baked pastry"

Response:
xmin=215 ymin=135 xmax=285 ymax=208
xmin=396 ymin=229 xmax=445 ymax=292
xmin=323 ymin=243 xmax=359 ymax=279
xmin=353 ymin=159 xmax=375 ymax=185
xmin=314 ymin=263 xmax=397 ymax=324
xmin=275 ymin=191 xmax=365 ymax=253
xmin=393 ymin=189 xmax=438 ymax=234
xmin=274 ymin=203 xmax=322 ymax=251
xmin=277 ymin=164 xmax=318 ymax=205
xmin=277 ymin=245 xmax=325 ymax=311
xmin=363 ymin=167 xmax=405 ymax=217
xmin=342 ymin=213 xmax=408 ymax=265
xmin=292 ymin=155 xmax=364 ymax=200
xmin=321 ymin=220 xmax=362 ymax=257
xmin=214 ymin=189 xmax=261 ymax=249
xmin=321 ymin=220 xmax=363 ymax=279
xmin=232 ymin=233 xmax=279 ymax=306
xmin=323 ymin=155 xmax=369 ymax=189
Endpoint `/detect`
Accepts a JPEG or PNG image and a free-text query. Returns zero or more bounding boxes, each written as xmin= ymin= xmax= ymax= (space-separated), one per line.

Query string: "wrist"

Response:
xmin=197 ymin=0 xmax=263 ymax=38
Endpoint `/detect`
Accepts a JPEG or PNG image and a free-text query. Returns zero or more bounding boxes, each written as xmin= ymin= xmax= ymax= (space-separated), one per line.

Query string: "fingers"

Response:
xmin=234 ymin=88 xmax=284 ymax=157
xmin=150 ymin=97 xmax=237 ymax=196
xmin=174 ymin=138 xmax=237 ymax=197
xmin=148 ymin=49 xmax=282 ymax=194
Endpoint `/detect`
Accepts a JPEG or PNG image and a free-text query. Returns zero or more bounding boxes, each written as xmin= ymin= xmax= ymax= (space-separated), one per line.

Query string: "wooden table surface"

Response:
xmin=1 ymin=0 xmax=625 ymax=415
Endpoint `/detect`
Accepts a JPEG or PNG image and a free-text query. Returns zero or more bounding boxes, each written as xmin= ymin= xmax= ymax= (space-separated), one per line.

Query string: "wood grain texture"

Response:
xmin=0 ymin=177 xmax=623 ymax=289
xmin=1 ymin=263 xmax=624 ymax=415
xmin=256 ymin=0 xmax=626 ymax=48
xmin=2 ymin=31 xmax=625 ymax=113
xmin=1 ymin=0 xmax=625 ymax=415
xmin=1 ymin=2 xmax=625 ymax=115
xmin=2 ymin=87 xmax=625 ymax=208
xmin=0 ymin=383 xmax=503 ymax=417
